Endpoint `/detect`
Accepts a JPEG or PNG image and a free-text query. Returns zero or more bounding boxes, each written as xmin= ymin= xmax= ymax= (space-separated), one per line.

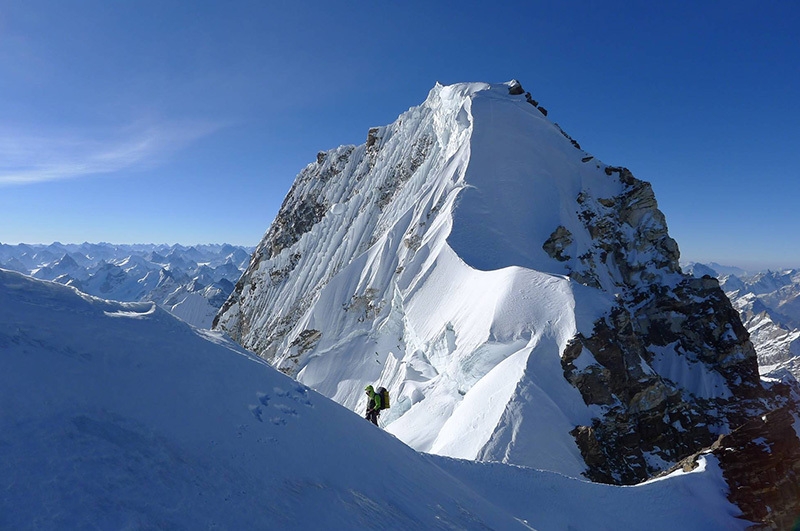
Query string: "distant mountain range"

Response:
xmin=685 ymin=262 xmax=800 ymax=381
xmin=0 ymin=242 xmax=252 ymax=328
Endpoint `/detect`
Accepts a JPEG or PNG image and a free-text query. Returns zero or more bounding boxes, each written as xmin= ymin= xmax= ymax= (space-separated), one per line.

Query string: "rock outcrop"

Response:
xmin=671 ymin=381 xmax=800 ymax=529
xmin=715 ymin=402 xmax=800 ymax=530
xmin=563 ymin=275 xmax=766 ymax=484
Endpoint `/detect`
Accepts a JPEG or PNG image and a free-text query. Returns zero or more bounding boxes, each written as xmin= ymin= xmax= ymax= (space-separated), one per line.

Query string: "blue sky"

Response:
xmin=0 ymin=1 xmax=798 ymax=270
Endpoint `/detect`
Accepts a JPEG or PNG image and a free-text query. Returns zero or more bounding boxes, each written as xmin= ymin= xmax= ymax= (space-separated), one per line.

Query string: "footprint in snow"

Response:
xmin=257 ymin=392 xmax=270 ymax=407
xmin=273 ymin=384 xmax=314 ymax=408
xmin=249 ymin=385 xmax=312 ymax=424
xmin=249 ymin=405 xmax=264 ymax=422
xmin=274 ymin=404 xmax=298 ymax=417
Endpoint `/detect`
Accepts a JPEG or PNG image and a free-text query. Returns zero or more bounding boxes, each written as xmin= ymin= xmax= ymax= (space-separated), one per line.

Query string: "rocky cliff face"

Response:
xmin=564 ymin=274 xmax=766 ymax=484
xmin=536 ymin=165 xmax=773 ymax=485
xmin=215 ymin=81 xmax=800 ymax=527
xmin=714 ymin=402 xmax=800 ymax=530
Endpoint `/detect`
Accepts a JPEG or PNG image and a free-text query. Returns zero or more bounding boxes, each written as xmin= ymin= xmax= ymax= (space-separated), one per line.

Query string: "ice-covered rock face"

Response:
xmin=214 ymin=81 xmax=788 ymax=487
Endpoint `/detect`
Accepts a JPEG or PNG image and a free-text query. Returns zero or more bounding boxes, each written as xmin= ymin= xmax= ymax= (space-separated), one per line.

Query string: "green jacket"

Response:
xmin=365 ymin=385 xmax=382 ymax=411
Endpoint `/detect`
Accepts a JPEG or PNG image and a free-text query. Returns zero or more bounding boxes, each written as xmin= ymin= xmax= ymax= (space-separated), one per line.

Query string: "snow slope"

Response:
xmin=446 ymin=85 xmax=619 ymax=275
xmin=0 ymin=269 xmax=746 ymax=529
xmin=435 ymin=456 xmax=744 ymax=531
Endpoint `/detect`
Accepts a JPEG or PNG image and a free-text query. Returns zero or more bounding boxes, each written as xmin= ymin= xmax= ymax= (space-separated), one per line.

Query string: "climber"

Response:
xmin=364 ymin=384 xmax=390 ymax=426
xmin=364 ymin=385 xmax=381 ymax=425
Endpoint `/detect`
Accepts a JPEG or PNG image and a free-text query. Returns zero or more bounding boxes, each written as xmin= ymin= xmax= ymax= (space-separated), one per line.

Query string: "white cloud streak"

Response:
xmin=0 ymin=120 xmax=224 ymax=186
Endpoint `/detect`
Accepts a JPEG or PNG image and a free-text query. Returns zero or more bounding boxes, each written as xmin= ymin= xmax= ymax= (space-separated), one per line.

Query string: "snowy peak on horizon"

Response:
xmin=215 ymin=80 xmax=800 ymax=523
xmin=0 ymin=242 xmax=252 ymax=328
xmin=689 ymin=263 xmax=800 ymax=382
xmin=683 ymin=261 xmax=760 ymax=278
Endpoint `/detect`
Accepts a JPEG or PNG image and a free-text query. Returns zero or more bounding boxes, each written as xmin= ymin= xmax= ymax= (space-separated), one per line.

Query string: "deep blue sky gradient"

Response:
xmin=1 ymin=1 xmax=798 ymax=269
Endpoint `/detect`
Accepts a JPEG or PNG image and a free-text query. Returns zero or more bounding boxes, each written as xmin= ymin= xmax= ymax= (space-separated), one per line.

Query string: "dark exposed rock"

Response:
xmin=562 ymin=340 xmax=615 ymax=405
xmin=668 ymin=393 xmax=800 ymax=530
xmin=603 ymin=166 xmax=636 ymax=185
xmin=507 ymin=80 xmax=525 ymax=95
xmin=525 ymin=92 xmax=539 ymax=107
xmin=319 ymin=147 xmax=354 ymax=182
xmin=566 ymin=270 xmax=776 ymax=484
xmin=568 ymin=307 xmax=731 ymax=483
xmin=289 ymin=329 xmax=322 ymax=357
xmin=343 ymin=287 xmax=383 ymax=323
xmin=542 ymin=226 xmax=573 ymax=262
xmin=570 ymin=168 xmax=680 ymax=291
xmin=267 ymin=198 xmax=327 ymax=259
xmin=582 ymin=156 xmax=594 ymax=163
xmin=537 ymin=105 xmax=548 ymax=116
xmin=714 ymin=404 xmax=800 ymax=530
xmin=573 ymin=253 xmax=764 ymax=459
xmin=568 ymin=171 xmax=681 ymax=294
xmin=269 ymin=252 xmax=302 ymax=284
xmin=558 ymin=163 xmax=777 ymax=487
xmin=376 ymin=134 xmax=433 ymax=209
xmin=571 ymin=426 xmax=607 ymax=470
xmin=556 ymin=124 xmax=582 ymax=150
xmin=366 ymin=127 xmax=381 ymax=150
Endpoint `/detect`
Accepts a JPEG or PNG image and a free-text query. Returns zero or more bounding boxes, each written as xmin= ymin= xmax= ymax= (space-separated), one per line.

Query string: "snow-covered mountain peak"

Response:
xmin=215 ymin=81 xmax=789 ymax=493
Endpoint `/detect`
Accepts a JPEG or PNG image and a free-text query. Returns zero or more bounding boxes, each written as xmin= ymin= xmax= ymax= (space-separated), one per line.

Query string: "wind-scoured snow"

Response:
xmin=0 ymin=269 xmax=746 ymax=529
xmin=447 ymin=84 xmax=620 ymax=275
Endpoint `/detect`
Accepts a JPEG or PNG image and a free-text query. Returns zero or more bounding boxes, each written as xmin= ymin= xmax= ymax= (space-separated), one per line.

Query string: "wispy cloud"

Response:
xmin=0 ymin=120 xmax=224 ymax=186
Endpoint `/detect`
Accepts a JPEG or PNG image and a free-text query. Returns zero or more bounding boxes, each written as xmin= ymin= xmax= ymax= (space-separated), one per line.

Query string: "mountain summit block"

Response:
xmin=215 ymin=81 xmax=800 ymax=528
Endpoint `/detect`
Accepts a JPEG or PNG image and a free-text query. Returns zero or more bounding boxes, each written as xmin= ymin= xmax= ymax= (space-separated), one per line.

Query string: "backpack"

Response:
xmin=377 ymin=387 xmax=390 ymax=410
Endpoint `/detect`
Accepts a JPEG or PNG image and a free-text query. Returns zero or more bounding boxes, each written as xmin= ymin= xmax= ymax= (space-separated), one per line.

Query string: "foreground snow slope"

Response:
xmin=0 ymin=269 xmax=745 ymax=529
xmin=434 ymin=456 xmax=745 ymax=531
